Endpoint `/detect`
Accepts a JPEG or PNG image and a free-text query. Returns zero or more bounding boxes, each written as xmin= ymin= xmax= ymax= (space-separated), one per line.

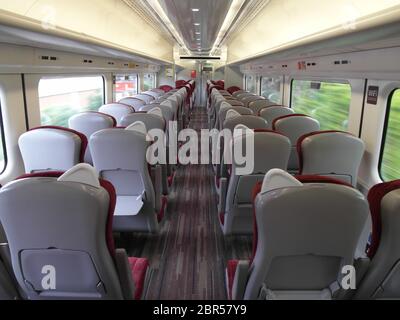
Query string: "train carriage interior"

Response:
xmin=1 ymin=0 xmax=400 ymax=303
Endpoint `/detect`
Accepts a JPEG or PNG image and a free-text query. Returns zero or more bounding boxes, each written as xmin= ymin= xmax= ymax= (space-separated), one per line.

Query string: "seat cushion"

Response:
xmin=227 ymin=260 xmax=239 ymax=300
xmin=128 ymin=257 xmax=149 ymax=300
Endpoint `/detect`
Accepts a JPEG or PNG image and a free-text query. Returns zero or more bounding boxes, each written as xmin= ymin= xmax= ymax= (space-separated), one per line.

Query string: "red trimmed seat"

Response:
xmin=0 ymin=165 xmax=149 ymax=300
xmin=355 ymin=180 xmax=400 ymax=299
xmin=18 ymin=126 xmax=87 ymax=173
xmin=272 ymin=114 xmax=320 ymax=172
xmin=297 ymin=130 xmax=365 ymax=187
xmin=227 ymin=86 xmax=241 ymax=95
xmin=226 ymin=172 xmax=368 ymax=300
xmin=159 ymin=85 xmax=173 ymax=93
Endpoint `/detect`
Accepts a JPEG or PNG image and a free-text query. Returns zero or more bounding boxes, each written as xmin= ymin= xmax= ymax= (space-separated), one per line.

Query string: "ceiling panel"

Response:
xmin=158 ymin=0 xmax=232 ymax=54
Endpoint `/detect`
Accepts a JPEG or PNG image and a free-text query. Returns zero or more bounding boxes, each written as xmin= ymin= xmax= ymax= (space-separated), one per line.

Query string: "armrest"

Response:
xmin=114 ymin=248 xmax=135 ymax=300
xmin=232 ymin=260 xmax=250 ymax=300
xmin=218 ymin=177 xmax=228 ymax=214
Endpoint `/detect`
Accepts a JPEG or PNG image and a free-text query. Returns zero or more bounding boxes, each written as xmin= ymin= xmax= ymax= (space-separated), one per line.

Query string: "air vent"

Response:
xmin=83 ymin=59 xmax=93 ymax=64
xmin=108 ymin=62 xmax=115 ymax=65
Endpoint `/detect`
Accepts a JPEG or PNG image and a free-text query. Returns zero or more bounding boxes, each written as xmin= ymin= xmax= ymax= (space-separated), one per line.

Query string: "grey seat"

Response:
xmin=120 ymin=112 xmax=165 ymax=131
xmin=99 ymin=103 xmax=135 ymax=125
xmin=90 ymin=126 xmax=164 ymax=233
xmin=68 ymin=112 xmax=116 ymax=164
xmin=134 ymin=94 xmax=155 ymax=104
xmin=273 ymin=114 xmax=320 ymax=171
xmin=223 ymin=114 xmax=268 ymax=132
xmin=226 ymin=99 xmax=245 ymax=107
xmin=259 ymin=106 xmax=294 ymax=129
xmin=226 ymin=169 xmax=369 ymax=300
xmin=217 ymin=103 xmax=253 ymax=130
xmin=0 ymin=164 xmax=149 ymax=300
xmin=143 ymin=90 xmax=162 ymax=99
xmin=140 ymin=104 xmax=174 ymax=124
xmin=219 ymin=131 xmax=291 ymax=235
xmin=298 ymin=131 xmax=365 ymax=187
xmin=249 ymin=100 xmax=276 ymax=115
xmin=355 ymin=181 xmax=400 ymax=299
xmin=120 ymin=112 xmax=171 ymax=195
xmin=18 ymin=126 xmax=87 ymax=173
xmin=118 ymin=97 xmax=146 ymax=111
xmin=232 ymin=90 xmax=246 ymax=97
xmin=241 ymin=95 xmax=264 ymax=108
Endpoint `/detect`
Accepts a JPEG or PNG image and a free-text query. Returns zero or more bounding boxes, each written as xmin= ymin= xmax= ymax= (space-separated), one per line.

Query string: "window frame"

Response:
xmin=378 ymin=88 xmax=400 ymax=181
xmin=245 ymin=75 xmax=257 ymax=93
xmin=0 ymin=98 xmax=7 ymax=174
xmin=38 ymin=74 xmax=106 ymax=127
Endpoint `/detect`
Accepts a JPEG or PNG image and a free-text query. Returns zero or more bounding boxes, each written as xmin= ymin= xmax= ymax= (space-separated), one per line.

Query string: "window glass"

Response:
xmin=381 ymin=89 xmax=400 ymax=181
xmin=114 ymin=74 xmax=138 ymax=101
xmin=245 ymin=75 xmax=257 ymax=93
xmin=39 ymin=76 xmax=104 ymax=127
xmin=261 ymin=76 xmax=282 ymax=104
xmin=143 ymin=73 xmax=156 ymax=91
xmin=291 ymin=80 xmax=351 ymax=131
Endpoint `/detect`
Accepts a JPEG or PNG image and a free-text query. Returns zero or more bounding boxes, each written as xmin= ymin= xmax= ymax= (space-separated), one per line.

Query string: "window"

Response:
xmin=380 ymin=89 xmax=400 ymax=181
xmin=114 ymin=74 xmax=138 ymax=101
xmin=39 ymin=76 xmax=104 ymax=127
xmin=245 ymin=75 xmax=257 ymax=93
xmin=143 ymin=73 xmax=156 ymax=91
xmin=261 ymin=76 xmax=282 ymax=104
xmin=0 ymin=103 xmax=6 ymax=174
xmin=291 ymin=80 xmax=351 ymax=131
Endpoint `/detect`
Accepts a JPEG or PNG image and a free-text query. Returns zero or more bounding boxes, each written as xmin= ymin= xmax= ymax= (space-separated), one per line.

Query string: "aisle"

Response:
xmin=120 ymin=107 xmax=252 ymax=300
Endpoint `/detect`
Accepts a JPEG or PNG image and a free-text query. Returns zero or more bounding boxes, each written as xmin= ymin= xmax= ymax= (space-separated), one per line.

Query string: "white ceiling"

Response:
xmin=157 ymin=0 xmax=232 ymax=54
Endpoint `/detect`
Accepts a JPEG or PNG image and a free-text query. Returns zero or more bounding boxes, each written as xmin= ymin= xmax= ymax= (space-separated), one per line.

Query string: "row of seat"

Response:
xmin=225 ymin=168 xmax=400 ymax=300
xmin=0 ymin=80 xmax=196 ymax=300
xmin=208 ymin=86 xmax=365 ymax=237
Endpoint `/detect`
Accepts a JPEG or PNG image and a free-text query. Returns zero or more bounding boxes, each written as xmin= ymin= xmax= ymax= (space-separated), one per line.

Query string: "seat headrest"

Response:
xmin=125 ymin=121 xmax=147 ymax=135
xmin=148 ymin=107 xmax=163 ymax=118
xmin=261 ymin=169 xmax=303 ymax=194
xmin=226 ymin=109 xmax=241 ymax=121
xmin=58 ymin=163 xmax=100 ymax=188
xmin=233 ymin=124 xmax=253 ymax=140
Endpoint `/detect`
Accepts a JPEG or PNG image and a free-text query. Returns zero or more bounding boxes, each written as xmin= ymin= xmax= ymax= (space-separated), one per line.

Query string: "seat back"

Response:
xmin=227 ymin=86 xmax=241 ymax=95
xmin=355 ymin=181 xmax=400 ymax=299
xmin=223 ymin=115 xmax=268 ymax=132
xmin=0 ymin=166 xmax=126 ymax=299
xmin=99 ymin=103 xmax=135 ymax=125
xmin=120 ymin=112 xmax=165 ymax=131
xmin=19 ymin=126 xmax=87 ymax=173
xmin=273 ymin=115 xmax=320 ymax=171
xmin=142 ymin=91 xmax=161 ymax=99
xmin=118 ymin=97 xmax=146 ymax=111
xmin=241 ymin=96 xmax=264 ymax=108
xmin=217 ymin=103 xmax=253 ymax=129
xmin=134 ymin=94 xmax=154 ymax=104
xmin=237 ymin=93 xmax=255 ymax=100
xmin=140 ymin=104 xmax=174 ymax=123
xmin=90 ymin=128 xmax=158 ymax=232
xmin=232 ymin=90 xmax=245 ymax=97
xmin=298 ymin=131 xmax=365 ymax=186
xmin=249 ymin=100 xmax=276 ymax=115
xmin=259 ymin=106 xmax=294 ymax=129
xmin=222 ymin=131 xmax=291 ymax=235
xmin=159 ymin=85 xmax=173 ymax=93
xmin=68 ymin=112 xmax=116 ymax=164
xmin=246 ymin=170 xmax=369 ymax=299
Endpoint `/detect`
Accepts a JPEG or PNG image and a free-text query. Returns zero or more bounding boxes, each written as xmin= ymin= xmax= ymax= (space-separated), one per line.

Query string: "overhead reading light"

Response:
xmin=195 ymin=32 xmax=201 ymax=35
xmin=197 ymin=38 xmax=201 ymax=40
xmin=194 ymin=23 xmax=200 ymax=26
xmin=210 ymin=0 xmax=246 ymax=55
xmin=191 ymin=8 xmax=200 ymax=12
